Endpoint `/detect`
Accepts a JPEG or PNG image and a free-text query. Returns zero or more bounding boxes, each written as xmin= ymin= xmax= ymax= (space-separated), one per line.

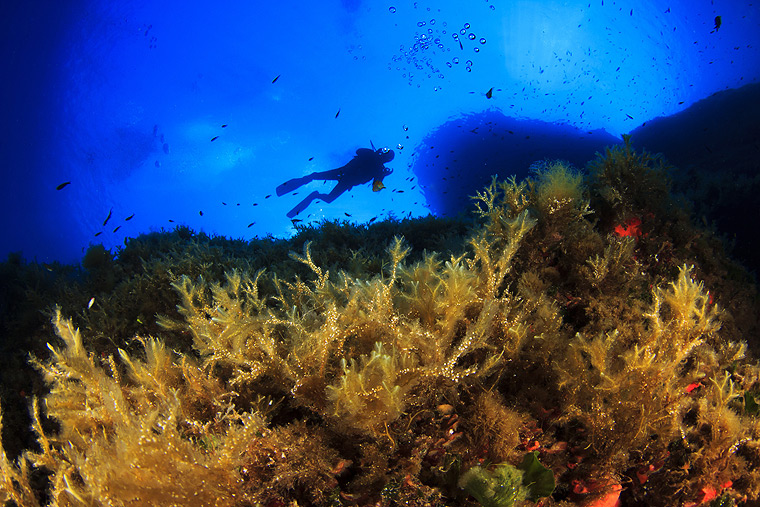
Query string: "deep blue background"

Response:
xmin=1 ymin=0 xmax=758 ymax=264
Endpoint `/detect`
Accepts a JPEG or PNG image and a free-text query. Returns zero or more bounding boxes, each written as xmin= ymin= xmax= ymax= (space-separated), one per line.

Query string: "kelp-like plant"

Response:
xmin=2 ymin=149 xmax=760 ymax=506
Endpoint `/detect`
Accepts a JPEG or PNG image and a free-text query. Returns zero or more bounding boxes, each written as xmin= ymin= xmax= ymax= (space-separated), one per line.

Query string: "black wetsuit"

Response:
xmin=276 ymin=148 xmax=394 ymax=218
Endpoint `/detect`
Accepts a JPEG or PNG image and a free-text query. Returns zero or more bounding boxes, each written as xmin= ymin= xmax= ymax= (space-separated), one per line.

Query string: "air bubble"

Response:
xmin=489 ymin=5 xmax=495 ymax=10
xmin=452 ymin=33 xmax=459 ymax=39
xmin=430 ymin=18 xmax=435 ymax=24
xmin=403 ymin=125 xmax=409 ymax=131
xmin=397 ymin=144 xmax=404 ymax=149
xmin=480 ymin=37 xmax=486 ymax=44
xmin=417 ymin=21 xmax=426 ymax=27
xmin=466 ymin=59 xmax=473 ymax=66
xmin=466 ymin=66 xmax=472 ymax=72
xmin=446 ymin=62 xmax=452 ymax=67
xmin=468 ymin=33 xmax=476 ymax=40
xmin=453 ymin=57 xmax=459 ymax=64
xmin=389 ymin=6 xmax=396 ymax=13
xmin=473 ymin=47 xmax=480 ymax=52
xmin=464 ymin=22 xmax=471 ymax=29
xmin=460 ymin=29 xmax=466 ymax=35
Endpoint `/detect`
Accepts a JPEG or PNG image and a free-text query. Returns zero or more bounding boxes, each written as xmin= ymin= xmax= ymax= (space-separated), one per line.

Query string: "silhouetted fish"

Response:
xmin=486 ymin=87 xmax=493 ymax=99
xmin=56 ymin=181 xmax=71 ymax=190
xmin=210 ymin=136 xmax=219 ymax=142
xmin=103 ymin=208 xmax=112 ymax=226
xmin=335 ymin=108 xmax=341 ymax=118
xmin=125 ymin=213 xmax=135 ymax=221
xmin=272 ymin=74 xmax=280 ymax=83
xmin=248 ymin=222 xmax=255 ymax=228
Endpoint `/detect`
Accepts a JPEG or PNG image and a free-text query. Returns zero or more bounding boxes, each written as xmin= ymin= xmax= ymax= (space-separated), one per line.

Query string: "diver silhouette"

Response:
xmin=276 ymin=147 xmax=394 ymax=218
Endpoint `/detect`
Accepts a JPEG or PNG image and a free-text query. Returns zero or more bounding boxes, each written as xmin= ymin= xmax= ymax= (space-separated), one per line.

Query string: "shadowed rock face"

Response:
xmin=412 ymin=109 xmax=621 ymax=218
xmin=414 ymin=84 xmax=760 ymax=276
xmin=630 ymin=82 xmax=760 ymax=276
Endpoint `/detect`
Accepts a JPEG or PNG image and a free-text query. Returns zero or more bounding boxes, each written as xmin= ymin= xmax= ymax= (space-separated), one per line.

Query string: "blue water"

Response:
xmin=1 ymin=0 xmax=758 ymax=264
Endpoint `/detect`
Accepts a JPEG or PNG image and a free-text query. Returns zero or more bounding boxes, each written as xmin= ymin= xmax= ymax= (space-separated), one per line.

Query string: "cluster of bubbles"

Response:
xmin=388 ymin=12 xmax=488 ymax=88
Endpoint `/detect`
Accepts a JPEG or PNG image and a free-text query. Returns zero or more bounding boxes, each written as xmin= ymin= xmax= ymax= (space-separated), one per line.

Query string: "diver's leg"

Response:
xmin=318 ymin=182 xmax=349 ymax=203
xmin=287 ymin=183 xmax=350 ymax=217
xmin=276 ymin=168 xmax=343 ymax=196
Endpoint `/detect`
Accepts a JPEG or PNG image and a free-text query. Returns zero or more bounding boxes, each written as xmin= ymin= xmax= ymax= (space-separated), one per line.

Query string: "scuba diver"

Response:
xmin=276 ymin=146 xmax=394 ymax=218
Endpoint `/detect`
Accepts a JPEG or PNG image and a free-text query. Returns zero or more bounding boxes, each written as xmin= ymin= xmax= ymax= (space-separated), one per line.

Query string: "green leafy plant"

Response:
xmin=458 ymin=452 xmax=555 ymax=507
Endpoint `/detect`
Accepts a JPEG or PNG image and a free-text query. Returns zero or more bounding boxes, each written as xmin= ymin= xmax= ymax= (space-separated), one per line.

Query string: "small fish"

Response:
xmin=253 ymin=203 xmax=259 ymax=206
xmin=125 ymin=213 xmax=135 ymax=221
xmin=265 ymin=194 xmax=272 ymax=199
xmin=87 ymin=297 xmax=95 ymax=309
xmin=344 ymin=212 xmax=352 ymax=217
xmin=247 ymin=222 xmax=255 ymax=228
xmin=335 ymin=108 xmax=341 ymax=118
xmin=713 ymin=15 xmax=721 ymax=32
xmin=210 ymin=135 xmax=219 ymax=142
xmin=272 ymin=74 xmax=281 ymax=84
xmin=103 ymin=208 xmax=113 ymax=226
xmin=486 ymin=87 xmax=493 ymax=99
xmin=168 ymin=219 xmax=174 ymax=223
xmin=199 ymin=210 xmax=204 ymax=216
xmin=43 ymin=263 xmax=53 ymax=271
xmin=222 ymin=202 xmax=227 ymax=205
xmin=373 ymin=180 xmax=386 ymax=192
xmin=94 ymin=231 xmax=103 ymax=237
xmin=56 ymin=181 xmax=71 ymax=190
xmin=113 ymin=226 xmax=121 ymax=233
xmin=369 ymin=216 xmax=378 ymax=223
xmin=308 ymin=156 xmax=314 ymax=161
xmin=625 ymin=113 xmax=634 ymax=119
xmin=221 ymin=124 xmax=227 ymax=128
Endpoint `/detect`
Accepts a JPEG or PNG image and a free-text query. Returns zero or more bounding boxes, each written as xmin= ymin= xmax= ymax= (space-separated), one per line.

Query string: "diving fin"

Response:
xmin=276 ymin=176 xmax=310 ymax=196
